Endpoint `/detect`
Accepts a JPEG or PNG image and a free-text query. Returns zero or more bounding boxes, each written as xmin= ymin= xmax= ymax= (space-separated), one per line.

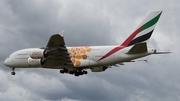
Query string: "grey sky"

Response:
xmin=0 ymin=0 xmax=180 ymax=101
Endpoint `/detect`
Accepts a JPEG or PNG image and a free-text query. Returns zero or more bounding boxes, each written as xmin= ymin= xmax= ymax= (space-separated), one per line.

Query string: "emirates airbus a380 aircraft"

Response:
xmin=4 ymin=11 xmax=170 ymax=76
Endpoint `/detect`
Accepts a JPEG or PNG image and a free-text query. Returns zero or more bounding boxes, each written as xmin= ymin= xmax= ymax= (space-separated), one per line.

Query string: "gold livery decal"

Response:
xmin=68 ymin=46 xmax=92 ymax=66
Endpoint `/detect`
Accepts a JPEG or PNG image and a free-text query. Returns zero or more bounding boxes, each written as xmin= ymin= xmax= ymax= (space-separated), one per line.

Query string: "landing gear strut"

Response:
xmin=11 ymin=67 xmax=15 ymax=75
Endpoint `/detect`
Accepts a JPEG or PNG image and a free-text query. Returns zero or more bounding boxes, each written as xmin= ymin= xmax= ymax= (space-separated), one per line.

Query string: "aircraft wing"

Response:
xmin=43 ymin=32 xmax=74 ymax=68
xmin=46 ymin=32 xmax=65 ymax=48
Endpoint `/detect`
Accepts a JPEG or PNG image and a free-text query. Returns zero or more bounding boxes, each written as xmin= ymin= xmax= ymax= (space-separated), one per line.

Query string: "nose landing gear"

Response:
xmin=11 ymin=67 xmax=15 ymax=75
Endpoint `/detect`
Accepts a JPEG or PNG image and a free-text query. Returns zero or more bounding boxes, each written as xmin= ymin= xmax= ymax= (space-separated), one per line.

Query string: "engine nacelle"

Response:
xmin=30 ymin=49 xmax=47 ymax=59
xmin=28 ymin=57 xmax=44 ymax=67
xmin=91 ymin=66 xmax=108 ymax=72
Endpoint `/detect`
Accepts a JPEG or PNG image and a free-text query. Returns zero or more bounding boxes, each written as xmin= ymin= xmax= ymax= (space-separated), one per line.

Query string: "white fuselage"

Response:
xmin=4 ymin=46 xmax=155 ymax=69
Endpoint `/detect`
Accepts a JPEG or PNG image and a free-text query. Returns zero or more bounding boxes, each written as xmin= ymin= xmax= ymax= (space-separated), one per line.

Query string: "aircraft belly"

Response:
xmin=42 ymin=66 xmax=64 ymax=69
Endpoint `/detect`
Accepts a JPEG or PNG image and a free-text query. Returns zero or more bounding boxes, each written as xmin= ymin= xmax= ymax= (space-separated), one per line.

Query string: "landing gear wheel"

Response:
xmin=73 ymin=69 xmax=87 ymax=76
xmin=69 ymin=71 xmax=74 ymax=75
xmin=79 ymin=72 xmax=84 ymax=75
xmin=60 ymin=70 xmax=64 ymax=74
xmin=63 ymin=68 xmax=68 ymax=73
xmin=83 ymin=71 xmax=88 ymax=74
xmin=11 ymin=72 xmax=15 ymax=75
xmin=75 ymin=72 xmax=79 ymax=76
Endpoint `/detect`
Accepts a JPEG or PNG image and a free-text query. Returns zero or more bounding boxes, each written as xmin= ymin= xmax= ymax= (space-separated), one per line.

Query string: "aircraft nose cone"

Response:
xmin=4 ymin=58 xmax=10 ymax=66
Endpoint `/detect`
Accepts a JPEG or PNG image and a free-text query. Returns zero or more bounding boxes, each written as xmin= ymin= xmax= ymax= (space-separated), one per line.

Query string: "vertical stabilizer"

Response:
xmin=98 ymin=11 xmax=162 ymax=61
xmin=121 ymin=11 xmax=162 ymax=47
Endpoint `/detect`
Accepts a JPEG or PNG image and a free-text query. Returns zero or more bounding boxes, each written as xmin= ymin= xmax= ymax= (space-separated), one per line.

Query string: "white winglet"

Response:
xmin=59 ymin=30 xmax=65 ymax=37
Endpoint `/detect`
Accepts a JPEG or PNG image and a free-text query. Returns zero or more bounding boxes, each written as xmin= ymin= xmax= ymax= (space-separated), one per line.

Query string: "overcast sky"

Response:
xmin=0 ymin=0 xmax=180 ymax=101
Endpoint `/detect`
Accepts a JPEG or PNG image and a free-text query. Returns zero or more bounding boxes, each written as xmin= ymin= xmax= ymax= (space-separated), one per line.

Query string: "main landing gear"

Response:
xmin=59 ymin=68 xmax=87 ymax=76
xmin=11 ymin=67 xmax=15 ymax=75
xmin=59 ymin=68 xmax=68 ymax=74
xmin=74 ymin=70 xmax=87 ymax=77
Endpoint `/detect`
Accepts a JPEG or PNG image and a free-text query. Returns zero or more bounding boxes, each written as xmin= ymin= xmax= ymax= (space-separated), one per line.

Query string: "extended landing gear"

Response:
xmin=74 ymin=70 xmax=88 ymax=76
xmin=59 ymin=68 xmax=68 ymax=74
xmin=59 ymin=69 xmax=88 ymax=76
xmin=11 ymin=67 xmax=15 ymax=75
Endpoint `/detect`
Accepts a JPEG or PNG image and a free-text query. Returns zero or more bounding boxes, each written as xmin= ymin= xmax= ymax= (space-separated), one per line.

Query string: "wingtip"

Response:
xmin=59 ymin=30 xmax=65 ymax=37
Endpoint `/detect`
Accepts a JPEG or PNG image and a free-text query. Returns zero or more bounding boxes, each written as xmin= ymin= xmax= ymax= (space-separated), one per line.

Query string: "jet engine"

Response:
xmin=27 ymin=57 xmax=45 ymax=67
xmin=90 ymin=66 xmax=108 ymax=72
xmin=29 ymin=49 xmax=48 ymax=59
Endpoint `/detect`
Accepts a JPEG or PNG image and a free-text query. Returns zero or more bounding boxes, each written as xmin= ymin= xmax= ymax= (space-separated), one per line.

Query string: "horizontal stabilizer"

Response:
xmin=127 ymin=42 xmax=147 ymax=54
xmin=154 ymin=52 xmax=172 ymax=54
